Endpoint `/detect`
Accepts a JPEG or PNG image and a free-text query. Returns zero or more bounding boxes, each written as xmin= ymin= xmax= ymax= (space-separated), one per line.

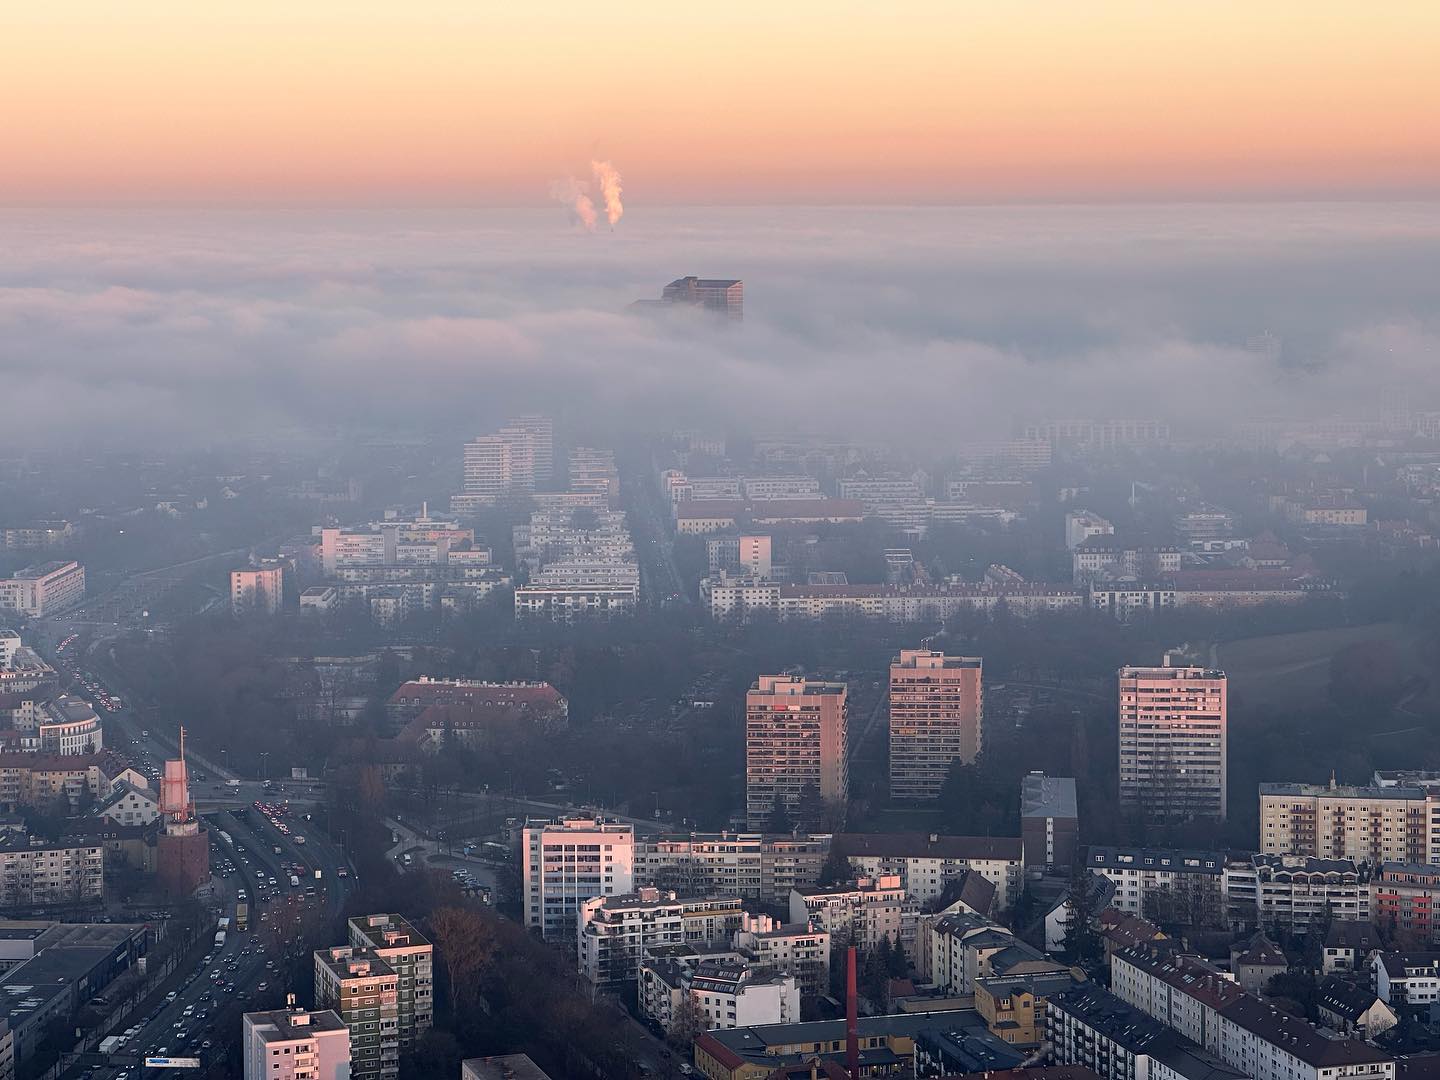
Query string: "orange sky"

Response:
xmin=4 ymin=1 xmax=1440 ymax=204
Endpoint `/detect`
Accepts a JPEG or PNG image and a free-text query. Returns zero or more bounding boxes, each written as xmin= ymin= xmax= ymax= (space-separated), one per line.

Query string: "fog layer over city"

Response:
xmin=2 ymin=202 xmax=1439 ymax=450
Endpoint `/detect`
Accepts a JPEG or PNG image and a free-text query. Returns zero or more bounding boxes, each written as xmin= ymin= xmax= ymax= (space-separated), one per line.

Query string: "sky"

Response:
xmin=2 ymin=203 xmax=1439 ymax=450
xmin=4 ymin=2 xmax=1440 ymax=206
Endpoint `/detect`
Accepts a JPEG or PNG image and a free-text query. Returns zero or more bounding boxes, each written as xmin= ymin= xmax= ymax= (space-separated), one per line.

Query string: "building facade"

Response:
xmin=345 ymin=914 xmax=433 ymax=1052
xmin=888 ymin=650 xmax=983 ymax=800
xmin=231 ymin=560 xmax=285 ymax=615
xmin=522 ymin=815 xmax=635 ymax=940
xmin=242 ymin=1007 xmax=352 ymax=1080
xmin=313 ymin=947 xmax=400 ymax=1080
xmin=1118 ymin=662 xmax=1227 ymax=820
xmin=745 ymin=676 xmax=848 ymax=829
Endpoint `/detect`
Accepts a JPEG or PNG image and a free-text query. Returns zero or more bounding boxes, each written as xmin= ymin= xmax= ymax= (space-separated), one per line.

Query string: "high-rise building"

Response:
xmin=888 ymin=650 xmax=982 ymax=800
xmin=660 ymin=276 xmax=744 ymax=320
xmin=231 ymin=560 xmax=285 ymax=615
xmin=507 ymin=414 xmax=554 ymax=488
xmin=345 ymin=914 xmax=433 ymax=1050
xmin=522 ymin=815 xmax=636 ymax=939
xmin=459 ymin=419 xmax=544 ymax=505
xmin=243 ymin=1004 xmax=352 ymax=1080
xmin=745 ymin=675 xmax=848 ymax=829
xmin=314 ymin=946 xmax=400 ymax=1080
xmin=568 ymin=446 xmax=620 ymax=503
xmin=1118 ymin=661 xmax=1228 ymax=820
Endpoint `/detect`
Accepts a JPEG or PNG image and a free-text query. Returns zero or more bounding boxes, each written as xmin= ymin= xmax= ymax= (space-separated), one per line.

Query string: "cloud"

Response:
xmin=1 ymin=203 xmax=1439 ymax=451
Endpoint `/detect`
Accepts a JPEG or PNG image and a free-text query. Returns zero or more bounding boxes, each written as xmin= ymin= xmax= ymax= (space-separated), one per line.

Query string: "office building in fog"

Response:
xmin=633 ymin=276 xmax=744 ymax=320
xmin=888 ymin=650 xmax=982 ymax=800
xmin=745 ymin=675 xmax=848 ymax=828
xmin=1118 ymin=660 xmax=1228 ymax=820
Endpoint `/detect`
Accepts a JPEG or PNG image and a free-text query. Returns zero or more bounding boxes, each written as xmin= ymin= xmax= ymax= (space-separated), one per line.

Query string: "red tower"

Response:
xmin=157 ymin=727 xmax=209 ymax=896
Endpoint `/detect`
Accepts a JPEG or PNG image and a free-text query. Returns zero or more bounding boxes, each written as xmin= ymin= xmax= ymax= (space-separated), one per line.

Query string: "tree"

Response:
xmin=1062 ymin=862 xmax=1101 ymax=964
xmin=766 ymin=799 xmax=793 ymax=836
xmin=796 ymin=784 xmax=826 ymax=831
xmin=817 ymin=848 xmax=857 ymax=888
xmin=668 ymin=992 xmax=705 ymax=1050
xmin=427 ymin=905 xmax=496 ymax=1016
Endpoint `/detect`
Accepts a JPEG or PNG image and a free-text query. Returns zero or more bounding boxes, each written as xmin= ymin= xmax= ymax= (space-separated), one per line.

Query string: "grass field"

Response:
xmin=1216 ymin=622 xmax=1418 ymax=710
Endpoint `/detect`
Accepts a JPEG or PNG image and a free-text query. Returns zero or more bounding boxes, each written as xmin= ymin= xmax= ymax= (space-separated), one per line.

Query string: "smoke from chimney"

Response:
xmin=591 ymin=160 xmax=624 ymax=228
xmin=549 ymin=177 xmax=597 ymax=231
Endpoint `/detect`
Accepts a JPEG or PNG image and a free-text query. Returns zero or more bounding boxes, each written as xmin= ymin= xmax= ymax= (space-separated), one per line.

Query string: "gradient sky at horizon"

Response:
xmin=6 ymin=1 xmax=1440 ymax=206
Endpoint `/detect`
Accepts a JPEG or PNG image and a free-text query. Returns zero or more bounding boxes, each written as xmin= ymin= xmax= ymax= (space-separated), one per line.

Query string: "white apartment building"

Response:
xmin=523 ymin=815 xmax=635 ymax=940
xmin=1222 ymin=854 xmax=1370 ymax=930
xmin=1111 ymin=946 xmax=1395 ymax=1080
xmin=37 ymin=695 xmax=103 ymax=755
xmin=1118 ymin=662 xmax=1228 ymax=820
xmin=568 ymin=446 xmax=620 ymax=503
xmin=740 ymin=477 xmax=822 ymax=501
xmin=0 ymin=562 xmax=85 ymax=618
xmin=633 ymin=832 xmax=830 ymax=905
xmin=577 ymin=887 xmax=743 ymax=987
xmin=1073 ymin=542 xmax=1181 ymax=585
xmin=514 ymin=582 xmax=638 ymax=620
xmin=789 ymin=875 xmax=918 ymax=953
xmin=460 ymin=426 xmax=537 ymax=503
xmin=1374 ymin=952 xmax=1440 ymax=1012
xmin=732 ymin=912 xmax=831 ymax=995
xmin=1065 ymin=511 xmax=1115 ymax=551
xmin=231 ymin=561 xmax=285 ymax=615
xmin=1088 ymin=847 xmax=1226 ymax=923
xmin=243 ymin=1007 xmax=352 ymax=1080
xmin=689 ymin=959 xmax=799 ymax=1030
xmin=833 ymin=833 xmax=1024 ymax=910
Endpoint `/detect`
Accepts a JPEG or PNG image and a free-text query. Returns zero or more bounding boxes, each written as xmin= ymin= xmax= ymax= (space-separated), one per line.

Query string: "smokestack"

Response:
xmin=846 ymin=944 xmax=859 ymax=1080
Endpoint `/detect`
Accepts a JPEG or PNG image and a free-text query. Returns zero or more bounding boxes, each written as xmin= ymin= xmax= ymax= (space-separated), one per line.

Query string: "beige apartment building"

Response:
xmin=1118 ymin=661 xmax=1228 ymax=820
xmin=1259 ymin=782 xmax=1434 ymax=864
xmin=888 ymin=650 xmax=982 ymax=800
xmin=745 ymin=675 xmax=848 ymax=829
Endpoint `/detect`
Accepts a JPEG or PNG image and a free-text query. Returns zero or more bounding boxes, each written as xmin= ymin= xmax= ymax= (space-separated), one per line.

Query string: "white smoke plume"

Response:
xmin=591 ymin=160 xmax=624 ymax=228
xmin=549 ymin=177 xmax=597 ymax=231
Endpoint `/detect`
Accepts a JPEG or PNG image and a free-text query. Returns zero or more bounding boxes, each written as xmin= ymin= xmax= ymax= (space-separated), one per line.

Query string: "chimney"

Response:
xmin=846 ymin=944 xmax=859 ymax=1080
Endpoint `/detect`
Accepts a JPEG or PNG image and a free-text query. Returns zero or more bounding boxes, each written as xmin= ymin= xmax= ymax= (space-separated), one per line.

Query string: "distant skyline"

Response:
xmin=5 ymin=2 xmax=1440 ymax=206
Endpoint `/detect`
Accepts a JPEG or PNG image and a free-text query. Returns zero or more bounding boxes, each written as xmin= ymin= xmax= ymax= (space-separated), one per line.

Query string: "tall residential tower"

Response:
xmin=1118 ymin=660 xmax=1228 ymax=820
xmin=888 ymin=650 xmax=982 ymax=800
xmin=745 ymin=675 xmax=848 ymax=828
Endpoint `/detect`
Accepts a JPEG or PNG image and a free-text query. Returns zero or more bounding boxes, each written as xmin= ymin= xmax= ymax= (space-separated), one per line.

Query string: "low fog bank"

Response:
xmin=1 ymin=203 xmax=1438 ymax=450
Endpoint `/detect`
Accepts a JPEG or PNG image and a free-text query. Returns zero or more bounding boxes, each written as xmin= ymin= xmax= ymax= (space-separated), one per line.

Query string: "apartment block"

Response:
xmin=888 ymin=650 xmax=982 ymax=800
xmin=1258 ymin=781 xmax=1435 ymax=864
xmin=732 ymin=912 xmax=831 ymax=995
xmin=567 ymin=446 xmax=620 ymax=503
xmin=522 ymin=815 xmax=635 ymax=939
xmin=789 ymin=874 xmax=918 ymax=953
xmin=231 ymin=560 xmax=285 ymax=615
xmin=577 ymin=887 xmax=743 ymax=987
xmin=0 ymin=562 xmax=85 ymax=618
xmin=314 ymin=947 xmax=399 ymax=1080
xmin=833 ymin=832 xmax=1024 ymax=910
xmin=1118 ymin=662 xmax=1227 ymax=820
xmin=0 ymin=835 xmax=103 ymax=907
xmin=345 ymin=915 xmax=433 ymax=1050
xmin=745 ymin=675 xmax=848 ymax=829
xmin=243 ymin=1006 xmax=352 ymax=1080
xmin=1087 ymin=847 xmax=1225 ymax=928
xmin=634 ymin=832 xmax=829 ymax=905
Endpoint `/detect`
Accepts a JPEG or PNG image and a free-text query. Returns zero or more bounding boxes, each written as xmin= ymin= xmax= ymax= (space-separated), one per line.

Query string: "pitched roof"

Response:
xmin=1317 ymin=978 xmax=1387 ymax=1023
xmin=1218 ymin=994 xmax=1393 ymax=1067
